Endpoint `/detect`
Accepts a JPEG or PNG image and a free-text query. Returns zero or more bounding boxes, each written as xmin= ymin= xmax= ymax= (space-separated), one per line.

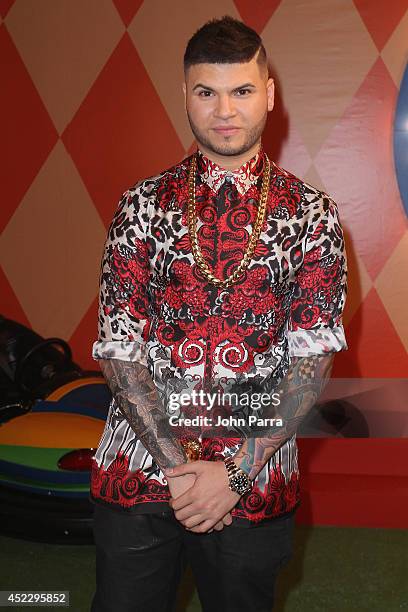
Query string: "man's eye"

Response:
xmin=198 ymin=90 xmax=213 ymax=97
xmin=236 ymin=88 xmax=251 ymax=96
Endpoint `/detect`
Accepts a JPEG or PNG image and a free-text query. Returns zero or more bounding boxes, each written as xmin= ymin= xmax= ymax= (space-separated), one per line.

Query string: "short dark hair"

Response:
xmin=184 ymin=16 xmax=268 ymax=76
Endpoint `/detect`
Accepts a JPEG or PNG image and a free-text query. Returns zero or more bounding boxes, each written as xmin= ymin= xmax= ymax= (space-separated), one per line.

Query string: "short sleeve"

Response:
xmin=287 ymin=196 xmax=348 ymax=357
xmin=92 ymin=188 xmax=151 ymax=366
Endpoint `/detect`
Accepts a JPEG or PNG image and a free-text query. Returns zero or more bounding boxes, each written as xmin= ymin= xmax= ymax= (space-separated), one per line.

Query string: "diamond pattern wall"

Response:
xmin=1 ymin=0 xmax=407 ymax=380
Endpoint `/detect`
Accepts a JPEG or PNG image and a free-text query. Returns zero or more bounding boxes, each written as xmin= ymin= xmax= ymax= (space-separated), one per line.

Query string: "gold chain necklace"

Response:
xmin=187 ymin=152 xmax=271 ymax=288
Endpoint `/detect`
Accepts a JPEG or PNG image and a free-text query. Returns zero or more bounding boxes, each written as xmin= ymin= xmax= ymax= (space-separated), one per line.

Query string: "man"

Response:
xmin=90 ymin=16 xmax=348 ymax=612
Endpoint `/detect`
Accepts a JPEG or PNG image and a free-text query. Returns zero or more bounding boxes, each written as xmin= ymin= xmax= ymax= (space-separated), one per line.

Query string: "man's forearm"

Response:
xmin=99 ymin=358 xmax=187 ymax=471
xmin=233 ymin=353 xmax=334 ymax=480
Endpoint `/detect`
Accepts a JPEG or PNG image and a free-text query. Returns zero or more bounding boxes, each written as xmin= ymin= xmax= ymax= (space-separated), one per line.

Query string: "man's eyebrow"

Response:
xmin=231 ymin=83 xmax=256 ymax=91
xmin=193 ymin=83 xmax=212 ymax=91
xmin=192 ymin=82 xmax=256 ymax=92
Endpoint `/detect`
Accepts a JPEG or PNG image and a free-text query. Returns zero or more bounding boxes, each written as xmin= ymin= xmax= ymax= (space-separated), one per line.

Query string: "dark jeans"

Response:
xmin=90 ymin=504 xmax=295 ymax=612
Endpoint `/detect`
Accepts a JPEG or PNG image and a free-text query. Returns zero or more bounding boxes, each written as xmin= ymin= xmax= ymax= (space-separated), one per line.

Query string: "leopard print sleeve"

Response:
xmin=92 ymin=186 xmax=152 ymax=366
xmin=287 ymin=195 xmax=348 ymax=357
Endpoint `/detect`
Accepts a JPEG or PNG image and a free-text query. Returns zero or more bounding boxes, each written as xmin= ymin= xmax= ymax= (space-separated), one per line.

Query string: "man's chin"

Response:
xmin=200 ymin=140 xmax=250 ymax=157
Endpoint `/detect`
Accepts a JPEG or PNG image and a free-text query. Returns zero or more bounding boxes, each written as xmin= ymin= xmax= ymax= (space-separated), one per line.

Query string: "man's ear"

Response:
xmin=266 ymin=78 xmax=275 ymax=112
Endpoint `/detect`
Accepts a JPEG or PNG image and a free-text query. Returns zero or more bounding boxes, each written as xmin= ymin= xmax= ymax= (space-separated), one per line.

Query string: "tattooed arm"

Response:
xmin=98 ymin=358 xmax=187 ymax=472
xmin=232 ymin=196 xmax=347 ymax=477
xmin=232 ymin=352 xmax=334 ymax=479
xmin=93 ymin=188 xmax=188 ymax=472
xmin=99 ymin=358 xmax=233 ymax=530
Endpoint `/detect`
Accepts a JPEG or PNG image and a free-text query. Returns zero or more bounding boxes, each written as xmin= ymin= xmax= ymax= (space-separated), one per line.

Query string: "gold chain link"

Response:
xmin=187 ymin=153 xmax=271 ymax=288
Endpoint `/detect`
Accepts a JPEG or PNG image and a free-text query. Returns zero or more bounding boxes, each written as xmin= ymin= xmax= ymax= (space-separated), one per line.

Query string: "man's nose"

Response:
xmin=214 ymin=95 xmax=236 ymax=119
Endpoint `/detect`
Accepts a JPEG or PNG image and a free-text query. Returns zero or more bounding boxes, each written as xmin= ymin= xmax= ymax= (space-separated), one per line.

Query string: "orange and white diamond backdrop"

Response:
xmin=1 ymin=0 xmax=407 ymax=378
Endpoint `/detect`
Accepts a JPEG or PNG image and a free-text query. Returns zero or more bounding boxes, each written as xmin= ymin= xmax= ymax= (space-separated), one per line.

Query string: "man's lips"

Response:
xmin=212 ymin=126 xmax=241 ymax=135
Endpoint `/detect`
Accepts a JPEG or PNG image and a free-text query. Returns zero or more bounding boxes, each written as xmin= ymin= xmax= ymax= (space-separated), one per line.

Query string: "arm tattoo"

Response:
xmin=99 ymin=358 xmax=187 ymax=471
xmin=234 ymin=353 xmax=334 ymax=480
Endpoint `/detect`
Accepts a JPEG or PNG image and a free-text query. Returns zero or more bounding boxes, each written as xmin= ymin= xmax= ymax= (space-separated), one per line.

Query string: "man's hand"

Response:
xmin=165 ymin=460 xmax=241 ymax=533
xmin=166 ymin=467 xmax=231 ymax=532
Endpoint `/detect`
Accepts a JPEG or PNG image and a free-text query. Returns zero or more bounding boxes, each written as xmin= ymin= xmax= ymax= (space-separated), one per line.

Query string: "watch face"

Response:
xmin=230 ymin=472 xmax=251 ymax=495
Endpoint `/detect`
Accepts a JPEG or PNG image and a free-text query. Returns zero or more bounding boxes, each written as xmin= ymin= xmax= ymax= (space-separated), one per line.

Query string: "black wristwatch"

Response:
xmin=224 ymin=457 xmax=253 ymax=496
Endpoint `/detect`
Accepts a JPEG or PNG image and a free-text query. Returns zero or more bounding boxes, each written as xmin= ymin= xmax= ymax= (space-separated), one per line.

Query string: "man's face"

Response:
xmin=183 ymin=55 xmax=274 ymax=159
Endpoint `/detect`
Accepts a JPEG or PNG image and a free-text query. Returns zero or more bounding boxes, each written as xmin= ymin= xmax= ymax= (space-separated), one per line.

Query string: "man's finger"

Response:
xmin=213 ymin=521 xmax=224 ymax=531
xmin=183 ymin=514 xmax=205 ymax=529
xmin=171 ymin=491 xmax=194 ymax=511
xmin=222 ymin=513 xmax=233 ymax=526
xmin=189 ymin=519 xmax=216 ymax=534
xmin=165 ymin=463 xmax=198 ymax=478
xmin=174 ymin=503 xmax=198 ymax=521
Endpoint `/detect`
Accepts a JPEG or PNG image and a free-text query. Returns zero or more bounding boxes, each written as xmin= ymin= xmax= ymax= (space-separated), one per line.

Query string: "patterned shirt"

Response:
xmin=90 ymin=146 xmax=348 ymax=523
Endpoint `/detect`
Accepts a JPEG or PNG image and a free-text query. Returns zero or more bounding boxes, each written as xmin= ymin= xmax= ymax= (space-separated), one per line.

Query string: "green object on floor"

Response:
xmin=1 ymin=525 xmax=407 ymax=611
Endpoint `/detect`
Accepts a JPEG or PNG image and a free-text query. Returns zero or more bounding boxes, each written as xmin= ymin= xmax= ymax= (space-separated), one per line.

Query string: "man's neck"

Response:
xmin=197 ymin=141 xmax=262 ymax=171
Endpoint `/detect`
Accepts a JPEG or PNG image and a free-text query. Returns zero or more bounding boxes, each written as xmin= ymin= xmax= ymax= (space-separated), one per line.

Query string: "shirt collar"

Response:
xmin=196 ymin=146 xmax=266 ymax=196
